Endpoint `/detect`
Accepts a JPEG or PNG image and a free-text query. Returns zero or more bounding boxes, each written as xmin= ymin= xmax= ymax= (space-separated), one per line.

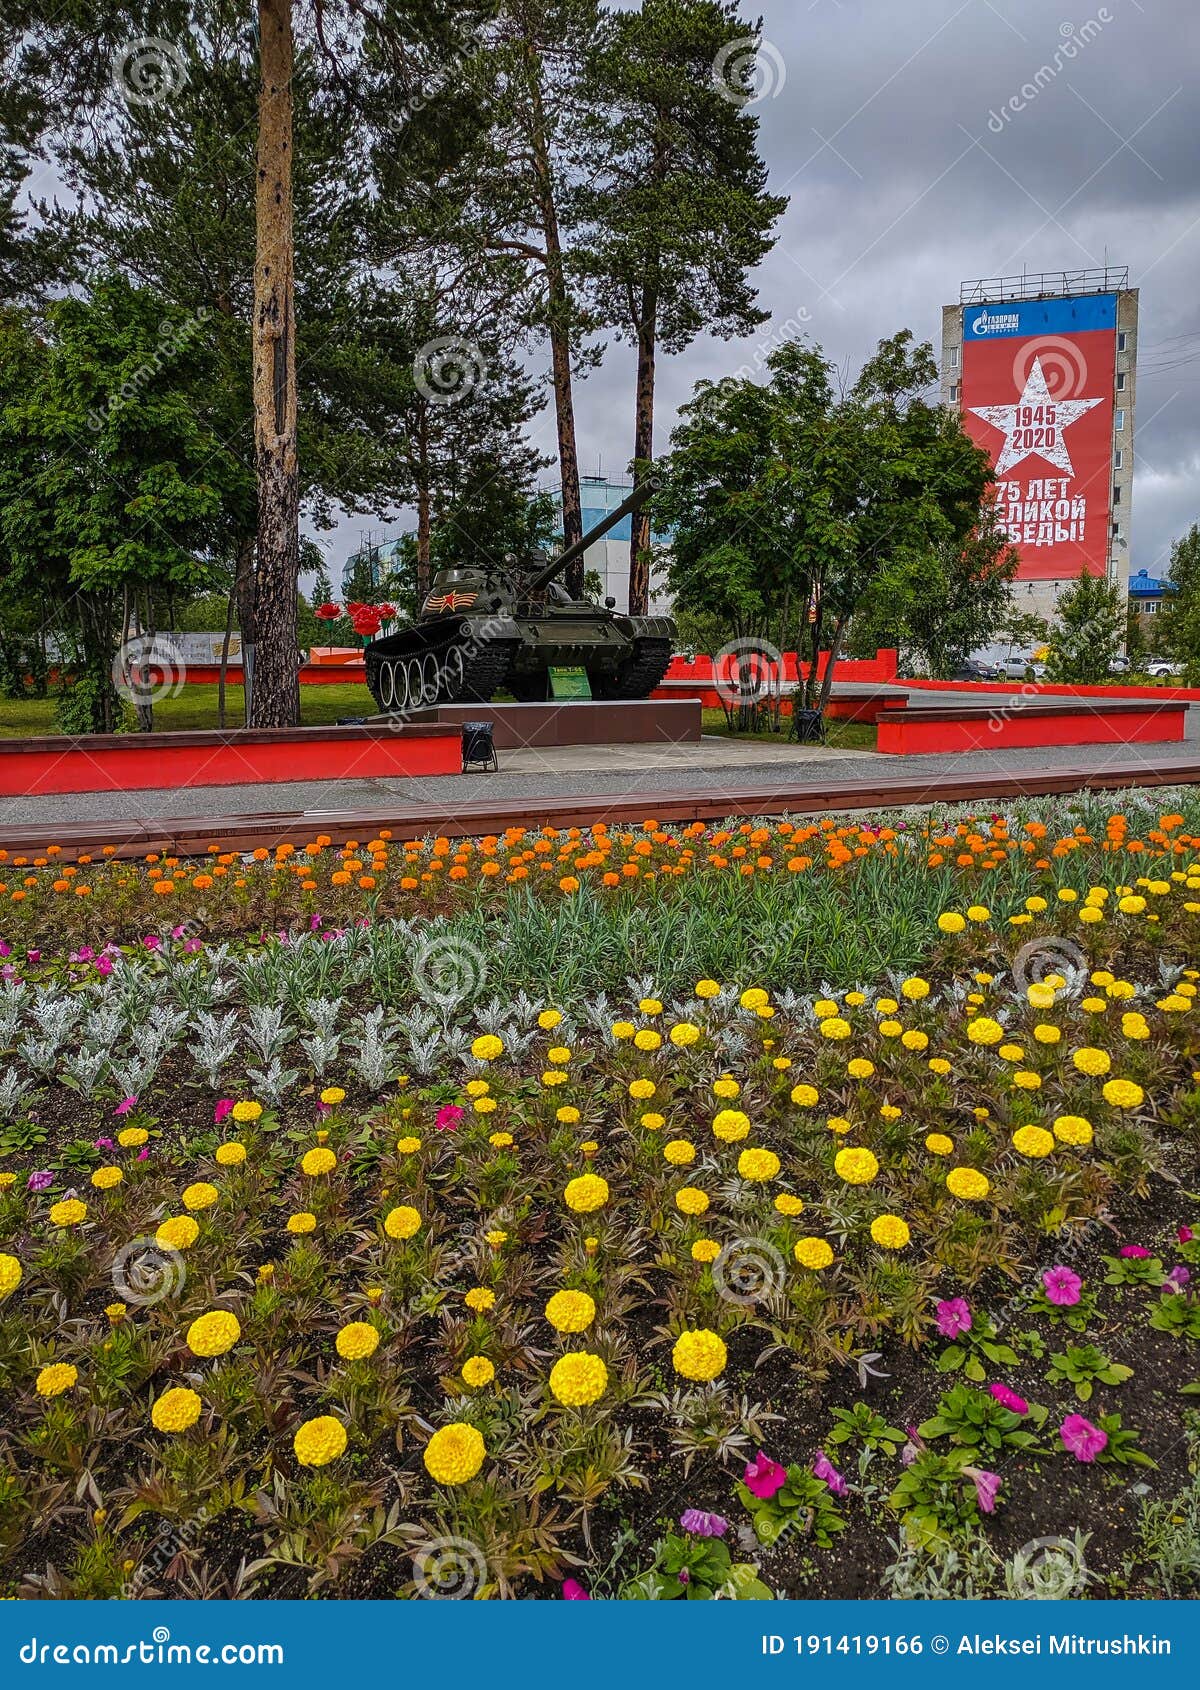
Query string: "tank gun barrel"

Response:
xmin=525 ymin=475 xmax=658 ymax=593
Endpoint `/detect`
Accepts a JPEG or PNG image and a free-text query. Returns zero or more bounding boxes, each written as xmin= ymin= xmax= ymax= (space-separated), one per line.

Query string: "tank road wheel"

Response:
xmin=405 ymin=657 xmax=425 ymax=711
xmin=377 ymin=660 xmax=396 ymax=710
xmin=421 ymin=651 xmax=442 ymax=706
xmin=391 ymin=660 xmax=410 ymax=714
xmin=441 ymin=644 xmax=466 ymax=701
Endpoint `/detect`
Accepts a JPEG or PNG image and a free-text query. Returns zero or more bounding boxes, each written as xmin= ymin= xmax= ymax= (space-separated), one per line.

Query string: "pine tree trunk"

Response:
xmin=628 ymin=278 xmax=658 ymax=616
xmin=415 ymin=410 xmax=431 ymax=604
xmin=249 ymin=0 xmax=300 ymax=728
xmin=524 ymin=43 xmax=584 ymax=595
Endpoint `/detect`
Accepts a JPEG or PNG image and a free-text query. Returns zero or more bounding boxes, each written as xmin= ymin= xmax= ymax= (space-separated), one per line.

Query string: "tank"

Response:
xmin=363 ymin=481 xmax=675 ymax=712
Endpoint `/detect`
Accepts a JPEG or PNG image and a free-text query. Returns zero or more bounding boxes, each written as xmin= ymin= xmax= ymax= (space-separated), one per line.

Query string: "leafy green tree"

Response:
xmin=1044 ymin=573 xmax=1125 ymax=684
xmin=0 ymin=279 xmax=241 ymax=730
xmin=653 ymin=333 xmax=998 ymax=717
xmin=575 ymin=0 xmax=786 ymax=612
xmin=1161 ymin=522 xmax=1200 ymax=679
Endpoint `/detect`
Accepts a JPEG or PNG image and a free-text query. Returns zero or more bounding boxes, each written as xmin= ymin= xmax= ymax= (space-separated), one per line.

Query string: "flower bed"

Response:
xmin=1 ymin=792 xmax=1200 ymax=1599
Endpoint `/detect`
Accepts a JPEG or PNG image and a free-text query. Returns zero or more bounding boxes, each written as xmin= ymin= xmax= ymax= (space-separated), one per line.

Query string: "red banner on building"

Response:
xmin=960 ymin=294 xmax=1117 ymax=580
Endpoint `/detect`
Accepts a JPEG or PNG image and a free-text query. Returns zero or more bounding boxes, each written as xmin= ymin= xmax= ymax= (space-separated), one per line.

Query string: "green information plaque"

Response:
xmin=548 ymin=666 xmax=593 ymax=700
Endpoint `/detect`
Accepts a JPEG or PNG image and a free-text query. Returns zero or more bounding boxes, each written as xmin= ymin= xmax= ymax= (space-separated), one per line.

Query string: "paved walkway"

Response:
xmin=2 ymin=686 xmax=1196 ymax=830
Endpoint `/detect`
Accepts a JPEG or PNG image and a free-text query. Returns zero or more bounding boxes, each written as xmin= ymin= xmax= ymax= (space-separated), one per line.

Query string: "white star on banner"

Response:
xmin=968 ymin=357 xmax=1103 ymax=477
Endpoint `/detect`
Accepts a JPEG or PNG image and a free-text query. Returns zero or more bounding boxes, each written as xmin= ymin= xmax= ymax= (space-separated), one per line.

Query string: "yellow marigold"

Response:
xmin=1012 ymin=1070 xmax=1042 ymax=1091
xmin=900 ymin=977 xmax=930 ymax=1000
xmin=880 ymin=1103 xmax=902 ymax=1121
xmin=214 ymin=1141 xmax=247 ymax=1167
xmin=464 ymin=1287 xmax=496 ymax=1313
xmin=640 ymin=1112 xmax=665 ymax=1129
xmin=1082 ymin=997 xmax=1108 ymax=1014
xmin=712 ymin=1076 xmax=741 ymax=1099
xmin=1026 ymin=983 xmax=1056 ymax=1011
xmin=633 ymin=1029 xmax=661 ymax=1052
xmin=737 ymin=1147 xmax=780 ymax=1182
xmin=544 ymin=1289 xmax=596 ymax=1332
xmin=488 ymin=1132 xmax=515 ymax=1150
xmin=117 ymin=1126 xmax=149 ymax=1148
xmin=793 ymin=1237 xmax=835 ymax=1270
xmin=712 ymin=1108 xmax=750 ymax=1142
xmin=0 ymin=1252 xmax=22 ymax=1301
xmin=639 ymin=997 xmax=663 ymax=1016
xmin=90 ymin=1165 xmax=122 ymax=1190
xmin=538 ymin=1008 xmax=563 ymax=1030
xmin=664 ymin=1139 xmax=696 ymax=1166
xmin=485 ymin=1228 xmax=508 ymax=1247
xmin=471 ymin=1034 xmax=504 ymax=1061
xmin=301 ymin=1147 xmax=337 ymax=1177
xmin=231 ymin=1100 xmax=262 ymax=1123
xmin=556 ymin=1107 xmax=580 ymax=1125
xmin=186 ymin=1309 xmax=241 ymax=1357
xmin=335 ymin=1321 xmax=380 ymax=1361
xmin=1012 ymin=1124 xmax=1055 ymax=1158
xmin=384 ymin=1205 xmax=421 ymax=1240
xmin=670 ymin=1022 xmax=700 ymax=1046
xmin=819 ymin=1016 xmax=851 ymax=1040
xmin=834 ymin=1147 xmax=879 ymax=1185
xmin=1079 ymin=907 xmax=1103 ymax=925
xmin=629 ymin=1078 xmax=657 ymax=1100
xmin=790 ymin=1084 xmax=819 ymax=1108
xmin=675 ymin=1186 xmax=710 ymax=1216
xmin=294 ymin=1415 xmax=348 ymax=1468
xmin=612 ymin=1021 xmax=635 ymax=1040
xmin=870 ymin=1214 xmax=910 ymax=1249
xmin=774 ymin=1193 xmax=805 ymax=1217
xmin=928 ymin=1058 xmax=952 ymax=1076
xmin=938 ymin=912 xmax=966 ymax=934
xmin=287 ymin=1211 xmax=316 ymax=1234
xmin=548 ymin=1351 xmax=608 ymax=1406
xmin=181 ymin=1182 xmax=218 ymax=1212
xmin=564 ymin=1173 xmax=609 ymax=1213
xmin=998 ymin=1043 xmax=1024 ymax=1062
xmin=691 ymin=1239 xmax=721 ymax=1263
xmin=1102 ymin=1078 xmax=1144 ymax=1109
xmin=47 ymin=1198 xmax=86 ymax=1228
xmin=156 ymin=1215 xmax=199 ymax=1251
xmin=1120 ymin=1014 xmax=1149 ymax=1040
xmin=152 ymin=1386 xmax=202 ymax=1433
xmin=672 ymin=1328 xmax=727 ymax=1382
xmin=1118 ymin=894 xmax=1146 ymax=914
xmin=396 ymin=1135 xmax=422 ymax=1154
xmin=424 ymin=1422 xmax=486 ymax=1485
xmin=847 ymin=1058 xmax=875 ymax=1080
xmin=36 ymin=1362 xmax=78 ymax=1397
xmin=0 ymin=1172 xmax=14 ymax=1189
xmin=541 ymin=1069 xmax=569 ymax=1086
xmin=813 ymin=998 xmax=838 ymax=1018
xmin=1033 ymin=1024 xmax=1061 ymax=1045
xmin=878 ymin=1019 xmax=903 ymax=1038
xmin=825 ymin=1116 xmax=853 ymax=1135
xmin=901 ymin=1029 xmax=929 ymax=1051
xmin=462 ymin=1355 xmax=495 ymax=1388
xmin=966 ymin=1017 xmax=1004 ymax=1046
xmin=695 ymin=979 xmax=722 ymax=999
xmin=924 ymin=1133 xmax=954 ymax=1156
xmin=319 ymin=1086 xmax=346 ymax=1106
xmin=1052 ymin=1114 xmax=1094 ymax=1147
xmin=946 ymin=1167 xmax=990 ymax=1200
xmin=1072 ymin=1046 xmax=1111 ymax=1077
xmin=966 ymin=905 xmax=990 ymax=923
xmin=547 ymin=1046 xmax=572 ymax=1064
xmin=473 ymin=1096 xmax=498 ymax=1113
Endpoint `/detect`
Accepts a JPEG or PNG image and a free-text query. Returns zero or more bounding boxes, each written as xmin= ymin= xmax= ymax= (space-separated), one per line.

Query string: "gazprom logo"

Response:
xmin=972 ymin=309 xmax=1020 ymax=336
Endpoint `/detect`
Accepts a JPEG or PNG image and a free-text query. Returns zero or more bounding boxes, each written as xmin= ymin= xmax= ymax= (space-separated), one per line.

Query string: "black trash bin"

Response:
xmin=462 ymin=720 xmax=498 ymax=772
xmin=789 ymin=708 xmax=825 ymax=745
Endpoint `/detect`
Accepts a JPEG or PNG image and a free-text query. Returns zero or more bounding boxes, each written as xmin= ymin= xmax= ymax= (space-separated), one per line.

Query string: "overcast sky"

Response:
xmin=325 ymin=0 xmax=1200 ymax=582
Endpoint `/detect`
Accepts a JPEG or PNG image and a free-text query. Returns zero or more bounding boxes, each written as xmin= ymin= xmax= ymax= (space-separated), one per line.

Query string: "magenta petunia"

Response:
xmin=1120 ymin=1245 xmax=1151 ymax=1259
xmin=935 ymin=1297 xmax=972 ymax=1339
xmin=743 ymin=1451 xmax=787 ymax=1499
xmin=988 ymin=1382 xmax=1029 ymax=1415
xmin=812 ymin=1450 xmax=848 ymax=1496
xmin=435 ymin=1103 xmax=465 ymax=1132
xmin=1060 ymin=1413 xmax=1108 ymax=1462
xmin=964 ymin=1465 xmax=1001 ymax=1513
xmin=679 ymin=1508 xmax=728 ymax=1538
xmin=113 ymin=1096 xmax=138 ymax=1116
xmin=1042 ymin=1265 xmax=1082 ymax=1306
xmin=213 ymin=1099 xmax=235 ymax=1125
xmin=561 ymin=1578 xmax=590 ymax=1600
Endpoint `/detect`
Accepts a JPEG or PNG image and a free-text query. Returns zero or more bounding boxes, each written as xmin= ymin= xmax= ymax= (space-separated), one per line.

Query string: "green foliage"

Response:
xmin=887 ymin=1449 xmax=986 ymax=1548
xmin=1046 ymin=1343 xmax=1133 ymax=1402
xmin=1044 ymin=573 xmax=1125 ymax=684
xmin=824 ymin=1402 xmax=905 ymax=1457
xmin=624 ymin=1529 xmax=772 ymax=1599
xmin=736 ymin=1465 xmax=846 ymax=1549
xmin=918 ymin=1384 xmax=1046 ymax=1452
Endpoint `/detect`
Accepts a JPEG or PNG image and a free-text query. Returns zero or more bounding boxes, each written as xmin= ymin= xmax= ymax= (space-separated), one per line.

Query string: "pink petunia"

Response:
xmin=963 ymin=1466 xmax=1001 ymax=1514
xmin=743 ymin=1451 xmax=787 ymax=1500
xmin=1042 ymin=1265 xmax=1082 ymax=1306
xmin=93 ymin=1136 xmax=115 ymax=1152
xmin=936 ymin=1297 xmax=972 ymax=1339
xmin=561 ymin=1578 xmax=590 ymax=1600
xmin=214 ymin=1099 xmax=235 ymax=1125
xmin=812 ymin=1450 xmax=848 ymax=1496
xmin=435 ymin=1104 xmax=465 ymax=1132
xmin=989 ymin=1382 xmax=1029 ymax=1415
xmin=1120 ymin=1245 xmax=1151 ymax=1259
xmin=1060 ymin=1414 xmax=1108 ymax=1462
xmin=113 ymin=1096 xmax=138 ymax=1116
xmin=1178 ymin=1226 xmax=1194 ymax=1244
xmin=680 ymin=1508 xmax=728 ymax=1538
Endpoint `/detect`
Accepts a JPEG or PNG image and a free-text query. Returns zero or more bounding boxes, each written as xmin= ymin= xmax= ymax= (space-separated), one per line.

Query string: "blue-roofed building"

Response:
xmin=1127 ymin=568 xmax=1176 ymax=619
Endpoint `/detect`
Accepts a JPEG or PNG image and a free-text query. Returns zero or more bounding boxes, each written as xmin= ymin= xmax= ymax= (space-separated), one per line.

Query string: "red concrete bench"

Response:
xmin=876 ymin=699 xmax=1188 ymax=756
xmin=652 ymin=678 xmax=906 ymax=721
xmin=0 ymin=723 xmax=462 ymax=796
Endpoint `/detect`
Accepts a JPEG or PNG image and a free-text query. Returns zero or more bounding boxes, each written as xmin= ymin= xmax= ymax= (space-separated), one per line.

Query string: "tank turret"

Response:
xmin=364 ymin=479 xmax=675 ymax=711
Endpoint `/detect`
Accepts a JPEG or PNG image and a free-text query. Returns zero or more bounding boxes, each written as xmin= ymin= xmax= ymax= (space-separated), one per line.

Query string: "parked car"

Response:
xmin=952 ymin=658 xmax=1003 ymax=681
xmin=1147 ymin=660 xmax=1179 ymax=678
xmin=1108 ymin=655 xmax=1130 ymax=674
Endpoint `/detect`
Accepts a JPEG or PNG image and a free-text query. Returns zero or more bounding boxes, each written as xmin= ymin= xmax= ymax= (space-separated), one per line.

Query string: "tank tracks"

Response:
xmin=366 ymin=631 xmax=516 ymax=713
xmin=591 ymin=637 xmax=674 ymax=700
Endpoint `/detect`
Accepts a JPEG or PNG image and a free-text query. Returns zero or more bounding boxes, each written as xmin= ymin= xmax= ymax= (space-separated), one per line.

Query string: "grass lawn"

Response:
xmin=700 ymin=707 xmax=876 ymax=751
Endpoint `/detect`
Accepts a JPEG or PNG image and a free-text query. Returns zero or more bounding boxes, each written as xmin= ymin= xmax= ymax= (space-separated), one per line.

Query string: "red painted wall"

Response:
xmin=901 ymin=676 xmax=1200 ymax=702
xmin=877 ymin=706 xmax=1186 ymax=756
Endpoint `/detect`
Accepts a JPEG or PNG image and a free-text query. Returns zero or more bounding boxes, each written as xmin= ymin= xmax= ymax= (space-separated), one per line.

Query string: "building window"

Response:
xmin=1111 ymin=521 xmax=1121 ymax=537
xmin=1115 ymin=408 xmax=1125 ymax=431
xmin=1114 ymin=448 xmax=1124 ymax=470
xmin=1118 ymin=330 xmax=1128 ymax=352
xmin=1145 ymin=601 xmax=1158 ymax=615
xmin=1116 ymin=371 xmax=1127 ymax=391
xmin=949 ymin=382 xmax=960 ymax=402
xmin=948 ymin=345 xmax=960 ymax=367
xmin=1113 ymin=484 xmax=1121 ymax=504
